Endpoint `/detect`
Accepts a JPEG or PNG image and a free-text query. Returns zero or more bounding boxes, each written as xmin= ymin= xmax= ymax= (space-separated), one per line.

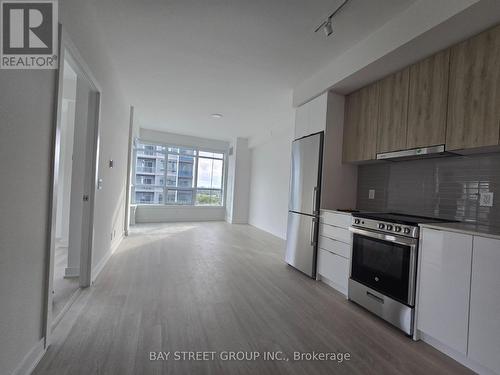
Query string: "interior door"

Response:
xmin=289 ymin=133 xmax=323 ymax=215
xmin=285 ymin=211 xmax=318 ymax=278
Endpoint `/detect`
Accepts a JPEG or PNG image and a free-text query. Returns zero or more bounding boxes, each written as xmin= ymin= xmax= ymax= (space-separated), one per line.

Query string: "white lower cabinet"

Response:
xmin=317 ymin=249 xmax=349 ymax=295
xmin=417 ymin=228 xmax=473 ymax=355
xmin=319 ymin=224 xmax=351 ymax=244
xmin=317 ymin=210 xmax=352 ymax=296
xmin=418 ymin=228 xmax=500 ymax=375
xmin=318 ymin=236 xmax=350 ymax=259
xmin=468 ymin=236 xmax=500 ymax=375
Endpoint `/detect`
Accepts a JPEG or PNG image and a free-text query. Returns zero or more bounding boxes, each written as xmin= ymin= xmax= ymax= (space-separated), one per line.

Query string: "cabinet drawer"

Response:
xmin=320 ymin=211 xmax=352 ymax=228
xmin=319 ymin=224 xmax=352 ymax=244
xmin=317 ymin=249 xmax=349 ymax=294
xmin=318 ymin=236 xmax=351 ymax=259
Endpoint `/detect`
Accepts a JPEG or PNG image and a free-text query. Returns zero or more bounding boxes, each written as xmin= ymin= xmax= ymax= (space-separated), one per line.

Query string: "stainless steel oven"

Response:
xmin=347 ymin=213 xmax=436 ymax=336
xmin=347 ymin=213 xmax=454 ymax=336
xmin=350 ymin=227 xmax=418 ymax=307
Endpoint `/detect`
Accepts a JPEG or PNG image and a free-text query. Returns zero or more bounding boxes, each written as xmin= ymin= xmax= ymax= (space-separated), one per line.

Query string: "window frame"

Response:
xmin=132 ymin=139 xmax=226 ymax=207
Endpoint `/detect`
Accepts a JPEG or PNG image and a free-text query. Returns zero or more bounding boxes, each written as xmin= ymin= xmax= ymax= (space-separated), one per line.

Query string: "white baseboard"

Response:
xmin=419 ymin=331 xmax=497 ymax=375
xmin=92 ymin=234 xmax=123 ymax=283
xmin=51 ymin=288 xmax=82 ymax=330
xmin=230 ymin=218 xmax=248 ymax=224
xmin=55 ymin=237 xmax=68 ymax=248
xmin=111 ymin=233 xmax=124 ymax=254
xmin=64 ymin=267 xmax=79 ymax=278
xmin=11 ymin=338 xmax=45 ymax=375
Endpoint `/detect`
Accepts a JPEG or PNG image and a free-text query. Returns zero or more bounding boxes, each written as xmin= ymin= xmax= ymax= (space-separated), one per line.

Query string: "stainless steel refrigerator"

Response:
xmin=285 ymin=132 xmax=323 ymax=278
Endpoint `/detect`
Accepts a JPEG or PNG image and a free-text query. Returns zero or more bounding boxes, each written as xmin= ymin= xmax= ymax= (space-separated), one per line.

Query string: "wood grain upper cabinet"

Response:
xmin=407 ymin=50 xmax=450 ymax=149
xmin=446 ymin=24 xmax=500 ymax=151
xmin=342 ymin=83 xmax=379 ymax=163
xmin=376 ymin=68 xmax=409 ymax=154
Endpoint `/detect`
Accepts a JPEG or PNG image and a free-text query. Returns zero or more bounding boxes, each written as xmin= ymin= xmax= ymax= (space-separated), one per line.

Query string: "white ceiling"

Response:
xmin=89 ymin=0 xmax=416 ymax=141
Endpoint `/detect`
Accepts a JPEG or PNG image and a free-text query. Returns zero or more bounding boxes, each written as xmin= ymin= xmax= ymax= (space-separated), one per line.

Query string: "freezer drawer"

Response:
xmin=285 ymin=211 xmax=318 ymax=278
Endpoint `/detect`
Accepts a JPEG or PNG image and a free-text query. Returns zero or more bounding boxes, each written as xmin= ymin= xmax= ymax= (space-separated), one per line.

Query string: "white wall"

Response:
xmin=140 ymin=128 xmax=229 ymax=152
xmin=0 ymin=1 xmax=130 ymax=374
xmin=61 ymin=5 xmax=130 ymax=278
xmin=135 ymin=206 xmax=226 ymax=223
xmin=0 ymin=69 xmax=57 ymax=375
xmin=226 ymin=138 xmax=251 ymax=224
xmin=248 ymin=127 xmax=293 ymax=239
xmin=225 ymin=145 xmax=235 ymax=221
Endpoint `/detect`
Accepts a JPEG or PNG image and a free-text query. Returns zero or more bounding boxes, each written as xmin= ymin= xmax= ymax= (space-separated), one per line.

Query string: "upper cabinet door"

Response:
xmin=446 ymin=24 xmax=500 ymax=151
xmin=342 ymin=83 xmax=379 ymax=163
xmin=376 ymin=68 xmax=409 ymax=154
xmin=407 ymin=50 xmax=450 ymax=149
xmin=307 ymin=93 xmax=328 ymax=135
xmin=294 ymin=104 xmax=309 ymax=139
xmin=294 ymin=93 xmax=328 ymax=140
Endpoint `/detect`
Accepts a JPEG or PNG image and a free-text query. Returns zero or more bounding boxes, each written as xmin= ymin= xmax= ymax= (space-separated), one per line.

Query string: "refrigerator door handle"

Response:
xmin=310 ymin=217 xmax=318 ymax=245
xmin=312 ymin=186 xmax=318 ymax=215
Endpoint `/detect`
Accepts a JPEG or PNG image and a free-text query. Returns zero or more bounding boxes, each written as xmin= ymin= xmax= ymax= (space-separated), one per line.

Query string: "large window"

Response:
xmin=133 ymin=141 xmax=225 ymax=206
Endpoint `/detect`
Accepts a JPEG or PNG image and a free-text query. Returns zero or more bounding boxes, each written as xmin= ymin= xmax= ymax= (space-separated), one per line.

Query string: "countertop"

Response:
xmin=320 ymin=209 xmax=358 ymax=216
xmin=419 ymin=222 xmax=500 ymax=241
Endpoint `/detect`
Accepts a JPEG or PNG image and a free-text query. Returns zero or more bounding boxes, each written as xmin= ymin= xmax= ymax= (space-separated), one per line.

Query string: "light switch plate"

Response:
xmin=368 ymin=189 xmax=375 ymax=200
xmin=479 ymin=192 xmax=494 ymax=207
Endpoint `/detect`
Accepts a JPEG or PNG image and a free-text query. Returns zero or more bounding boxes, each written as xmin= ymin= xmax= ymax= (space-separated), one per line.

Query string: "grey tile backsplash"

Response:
xmin=357 ymin=153 xmax=500 ymax=227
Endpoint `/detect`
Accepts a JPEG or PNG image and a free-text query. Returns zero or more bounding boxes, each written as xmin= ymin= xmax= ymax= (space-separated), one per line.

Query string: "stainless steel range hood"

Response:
xmin=376 ymin=145 xmax=453 ymax=161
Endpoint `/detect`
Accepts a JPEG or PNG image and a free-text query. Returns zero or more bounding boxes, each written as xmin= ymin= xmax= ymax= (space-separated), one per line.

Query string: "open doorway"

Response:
xmin=52 ymin=59 xmax=79 ymax=320
xmin=45 ymin=30 xmax=102 ymax=335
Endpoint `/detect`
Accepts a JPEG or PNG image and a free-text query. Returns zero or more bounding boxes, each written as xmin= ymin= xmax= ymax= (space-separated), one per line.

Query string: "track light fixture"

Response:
xmin=323 ymin=18 xmax=333 ymax=36
xmin=314 ymin=0 xmax=351 ymax=38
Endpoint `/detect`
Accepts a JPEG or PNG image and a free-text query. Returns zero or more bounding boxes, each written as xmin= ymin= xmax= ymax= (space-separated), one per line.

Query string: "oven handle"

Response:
xmin=366 ymin=291 xmax=384 ymax=304
xmin=349 ymin=226 xmax=418 ymax=247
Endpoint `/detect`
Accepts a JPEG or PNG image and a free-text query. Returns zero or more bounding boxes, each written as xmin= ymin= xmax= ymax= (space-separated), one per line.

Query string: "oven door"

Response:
xmin=349 ymin=227 xmax=418 ymax=306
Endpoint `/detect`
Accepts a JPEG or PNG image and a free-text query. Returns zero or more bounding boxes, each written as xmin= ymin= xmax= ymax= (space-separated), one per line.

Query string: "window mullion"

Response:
xmin=210 ymin=158 xmax=214 ymax=202
xmin=194 ymin=148 xmax=199 ymax=205
xmin=163 ymin=144 xmax=167 ymax=205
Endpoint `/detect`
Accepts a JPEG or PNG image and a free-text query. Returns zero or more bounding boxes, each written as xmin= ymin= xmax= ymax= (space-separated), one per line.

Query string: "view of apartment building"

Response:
xmin=134 ymin=142 xmax=223 ymax=206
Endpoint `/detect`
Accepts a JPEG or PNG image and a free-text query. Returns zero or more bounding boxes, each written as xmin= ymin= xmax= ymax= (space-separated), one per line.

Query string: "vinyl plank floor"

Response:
xmin=34 ymin=222 xmax=473 ymax=375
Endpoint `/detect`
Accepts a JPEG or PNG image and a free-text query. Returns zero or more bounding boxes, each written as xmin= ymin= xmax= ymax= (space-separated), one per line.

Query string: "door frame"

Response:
xmin=43 ymin=24 xmax=102 ymax=348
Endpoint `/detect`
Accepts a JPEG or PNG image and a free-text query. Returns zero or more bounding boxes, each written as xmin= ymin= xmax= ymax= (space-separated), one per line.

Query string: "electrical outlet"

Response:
xmin=479 ymin=192 xmax=494 ymax=207
xmin=368 ymin=189 xmax=375 ymax=200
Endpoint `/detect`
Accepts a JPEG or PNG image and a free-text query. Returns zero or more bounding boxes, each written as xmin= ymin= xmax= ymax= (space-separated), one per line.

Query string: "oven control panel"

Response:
xmin=352 ymin=218 xmax=419 ymax=238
